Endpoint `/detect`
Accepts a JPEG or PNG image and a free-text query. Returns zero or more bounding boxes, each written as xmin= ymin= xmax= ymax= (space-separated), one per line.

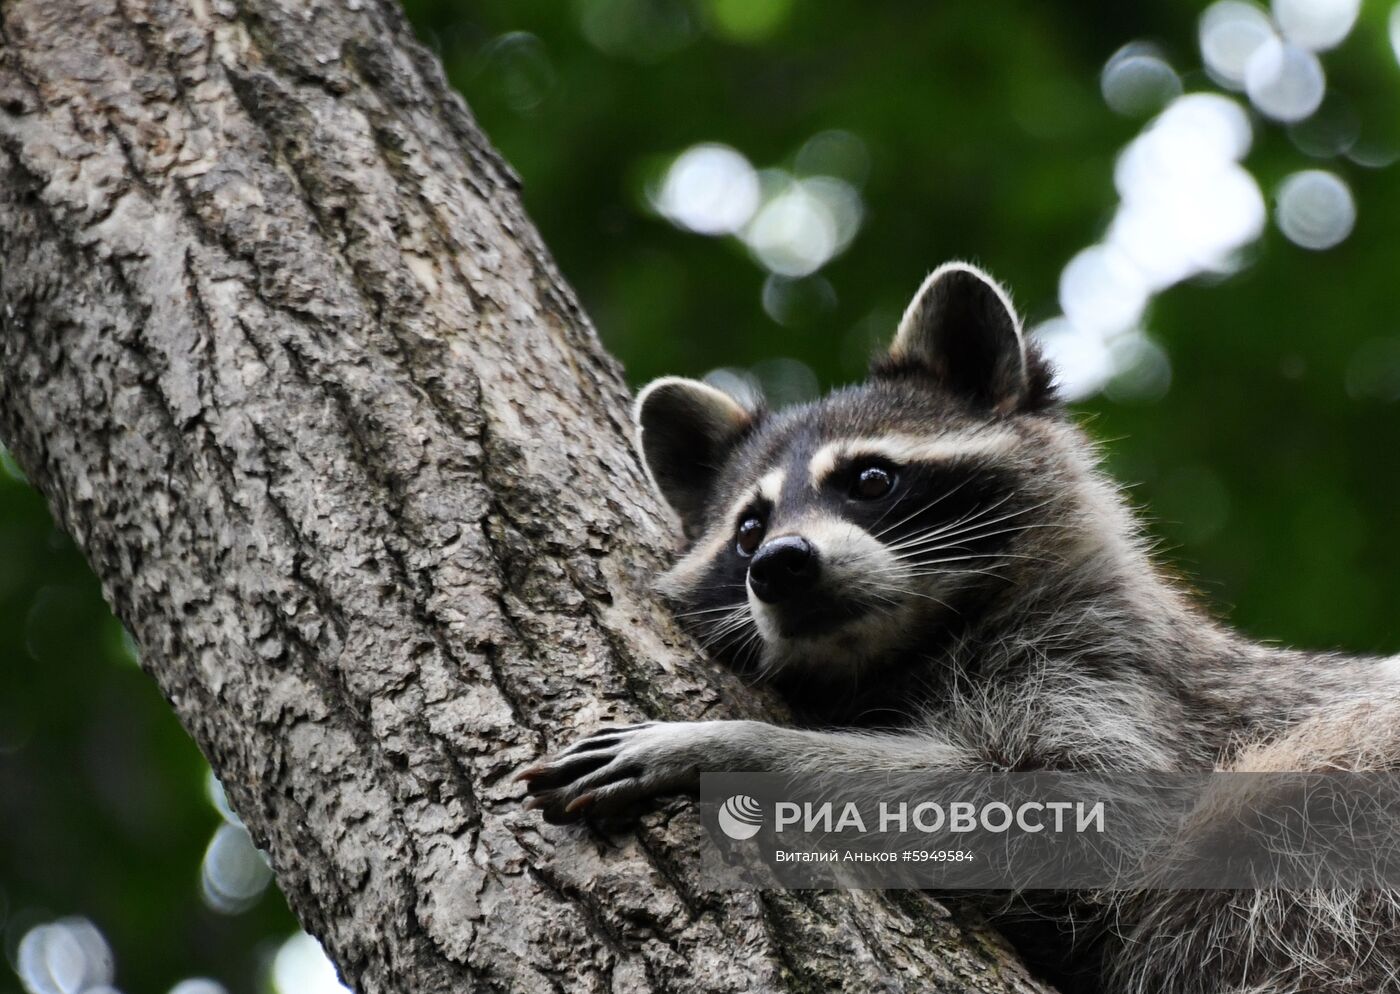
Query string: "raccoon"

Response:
xmin=518 ymin=262 xmax=1400 ymax=994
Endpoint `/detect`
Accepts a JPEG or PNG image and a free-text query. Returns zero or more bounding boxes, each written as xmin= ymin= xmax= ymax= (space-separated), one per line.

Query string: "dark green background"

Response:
xmin=3 ymin=1 xmax=1398 ymax=991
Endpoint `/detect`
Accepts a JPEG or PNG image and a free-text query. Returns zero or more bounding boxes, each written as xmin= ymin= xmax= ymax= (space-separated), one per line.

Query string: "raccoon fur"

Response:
xmin=518 ymin=261 xmax=1400 ymax=994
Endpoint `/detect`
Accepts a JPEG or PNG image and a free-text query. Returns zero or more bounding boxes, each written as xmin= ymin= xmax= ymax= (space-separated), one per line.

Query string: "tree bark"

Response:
xmin=0 ymin=3 xmax=1052 ymax=992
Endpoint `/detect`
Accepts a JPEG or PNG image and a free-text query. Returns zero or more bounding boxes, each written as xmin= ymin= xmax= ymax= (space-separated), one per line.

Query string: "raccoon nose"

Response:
xmin=748 ymin=536 xmax=820 ymax=603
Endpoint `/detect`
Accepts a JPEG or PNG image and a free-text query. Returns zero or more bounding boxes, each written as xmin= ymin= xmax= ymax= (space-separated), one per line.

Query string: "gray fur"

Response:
xmin=521 ymin=262 xmax=1400 ymax=993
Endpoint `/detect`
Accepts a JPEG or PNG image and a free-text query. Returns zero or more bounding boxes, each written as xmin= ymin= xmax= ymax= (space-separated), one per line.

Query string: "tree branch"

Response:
xmin=0 ymin=2 xmax=1051 ymax=991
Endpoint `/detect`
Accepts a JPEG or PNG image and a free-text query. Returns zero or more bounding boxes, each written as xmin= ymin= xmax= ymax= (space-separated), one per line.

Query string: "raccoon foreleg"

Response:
xmin=517 ymin=719 xmax=975 ymax=822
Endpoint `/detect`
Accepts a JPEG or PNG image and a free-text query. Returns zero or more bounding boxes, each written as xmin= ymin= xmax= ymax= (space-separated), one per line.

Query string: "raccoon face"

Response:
xmin=634 ymin=263 xmax=1063 ymax=681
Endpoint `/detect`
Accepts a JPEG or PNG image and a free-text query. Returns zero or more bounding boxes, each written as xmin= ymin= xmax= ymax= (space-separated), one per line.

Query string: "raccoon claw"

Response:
xmin=517 ymin=721 xmax=699 ymax=824
xmin=565 ymin=792 xmax=596 ymax=814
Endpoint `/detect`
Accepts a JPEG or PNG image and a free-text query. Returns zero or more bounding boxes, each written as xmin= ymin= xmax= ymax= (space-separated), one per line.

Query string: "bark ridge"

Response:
xmin=0 ymin=3 xmax=1051 ymax=991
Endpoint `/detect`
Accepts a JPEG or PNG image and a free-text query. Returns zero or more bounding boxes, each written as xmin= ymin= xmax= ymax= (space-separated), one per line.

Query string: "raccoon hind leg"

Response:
xmin=1105 ymin=699 xmax=1400 ymax=994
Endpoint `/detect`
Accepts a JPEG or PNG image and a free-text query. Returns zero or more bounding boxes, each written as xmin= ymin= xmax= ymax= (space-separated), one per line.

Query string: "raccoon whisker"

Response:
xmin=885 ymin=524 xmax=1040 ymax=558
xmin=697 ymin=632 xmax=743 ymax=652
xmin=678 ymin=609 xmax=744 ymax=622
xmin=699 ymin=612 xmax=755 ymax=641
xmin=859 ymin=589 xmax=905 ymax=609
xmin=690 ymin=604 xmax=747 ymax=625
xmin=698 ymin=622 xmax=749 ymax=645
xmin=694 ymin=608 xmax=754 ymax=642
xmin=881 ymin=495 xmax=1049 ymax=552
xmin=866 ymin=549 xmax=1050 ymax=572
xmin=866 ymin=576 xmax=946 ymax=596
xmin=889 ymin=553 xmax=1017 ymax=576
xmin=865 ymin=582 xmax=956 ymax=612
xmin=880 ymin=561 xmax=1010 ymax=579
xmin=871 ymin=484 xmax=985 ymax=540
xmin=749 ymin=660 xmax=782 ymax=687
xmin=684 ymin=581 xmax=750 ymax=596
xmin=877 ymin=487 xmax=1018 ymax=546
xmin=870 ymin=477 xmax=978 ymax=540
xmin=895 ymin=550 xmax=1052 ymax=568
xmin=735 ymin=622 xmax=763 ymax=653
xmin=860 ymin=564 xmax=932 ymax=576
xmin=746 ymin=632 xmax=789 ymax=684
xmin=921 ymin=551 xmax=1049 ymax=565
xmin=860 ymin=564 xmax=984 ymax=581
xmin=944 ymin=520 xmax=1071 ymax=543
xmin=675 ymin=603 xmax=750 ymax=619
xmin=896 ymin=566 xmax=1009 ymax=583
xmin=737 ymin=646 xmax=766 ymax=676
xmin=942 ymin=495 xmax=1058 ymax=534
xmin=865 ymin=485 xmax=921 ymax=536
xmin=703 ymin=622 xmax=759 ymax=656
xmin=719 ymin=617 xmax=758 ymax=641
xmin=718 ymin=629 xmax=760 ymax=656
xmin=885 ymin=513 xmax=1061 ymax=554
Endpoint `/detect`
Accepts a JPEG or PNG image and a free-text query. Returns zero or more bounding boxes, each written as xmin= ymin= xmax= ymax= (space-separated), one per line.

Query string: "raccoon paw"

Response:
xmin=515 ymin=721 xmax=708 ymax=824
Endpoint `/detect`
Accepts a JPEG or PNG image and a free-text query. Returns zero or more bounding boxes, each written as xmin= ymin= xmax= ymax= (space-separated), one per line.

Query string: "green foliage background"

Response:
xmin=2 ymin=1 xmax=1398 ymax=991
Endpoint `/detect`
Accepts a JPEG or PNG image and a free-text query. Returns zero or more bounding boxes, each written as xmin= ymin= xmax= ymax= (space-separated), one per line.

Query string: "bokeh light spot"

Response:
xmin=205 ymin=771 xmax=241 ymax=827
xmin=271 ymin=933 xmax=350 ymax=994
xmin=1345 ymin=338 xmax=1400 ymax=402
xmin=1287 ymin=93 xmax=1359 ymax=157
xmin=0 ymin=445 xmax=26 ymax=483
xmin=750 ymin=357 xmax=820 ymax=409
xmin=168 ymin=980 xmax=228 ymax=994
xmin=1111 ymin=96 xmax=1262 ymax=286
xmin=17 ymin=919 xmax=113 ymax=994
xmin=479 ymin=33 xmax=556 ymax=114
xmin=742 ymin=174 xmax=862 ymax=277
xmin=1041 ymin=91 xmax=1265 ymax=403
xmin=200 ymin=825 xmax=274 ymax=915
xmin=1392 ymin=3 xmax=1400 ymax=66
xmin=1104 ymin=333 xmax=1173 ymax=403
xmin=1060 ymin=244 xmax=1150 ymax=336
xmin=573 ymin=0 xmax=694 ymax=63
xmin=1273 ymin=0 xmax=1360 ymax=51
xmin=1275 ymin=169 xmax=1355 ymax=249
xmin=1200 ymin=1 xmax=1276 ymax=89
xmin=114 ymin=627 xmax=140 ymax=667
xmin=1245 ymin=38 xmax=1326 ymax=122
xmin=794 ymin=130 xmax=871 ymax=187
xmin=1347 ymin=128 xmax=1400 ymax=169
xmin=701 ymin=368 xmax=763 ymax=411
xmin=653 ymin=144 xmax=760 ymax=236
xmin=761 ymin=275 xmax=837 ymax=327
xmin=1101 ymin=43 xmax=1182 ymax=117
xmin=1029 ymin=318 xmax=1116 ymax=402
xmin=704 ymin=0 xmax=793 ymax=43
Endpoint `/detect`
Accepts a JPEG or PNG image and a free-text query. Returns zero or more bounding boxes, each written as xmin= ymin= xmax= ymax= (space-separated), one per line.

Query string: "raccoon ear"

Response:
xmin=884 ymin=262 xmax=1029 ymax=411
xmin=634 ymin=376 xmax=756 ymax=533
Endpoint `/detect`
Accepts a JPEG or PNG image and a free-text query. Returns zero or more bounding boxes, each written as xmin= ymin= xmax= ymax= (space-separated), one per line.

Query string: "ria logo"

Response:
xmin=718 ymin=794 xmax=764 ymax=840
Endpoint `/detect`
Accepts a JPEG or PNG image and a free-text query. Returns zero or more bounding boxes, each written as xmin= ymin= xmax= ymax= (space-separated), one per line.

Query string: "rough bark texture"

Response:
xmin=0 ymin=3 xmax=1053 ymax=993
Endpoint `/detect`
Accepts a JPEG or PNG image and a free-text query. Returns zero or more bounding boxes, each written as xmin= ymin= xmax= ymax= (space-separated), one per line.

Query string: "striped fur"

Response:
xmin=521 ymin=263 xmax=1400 ymax=993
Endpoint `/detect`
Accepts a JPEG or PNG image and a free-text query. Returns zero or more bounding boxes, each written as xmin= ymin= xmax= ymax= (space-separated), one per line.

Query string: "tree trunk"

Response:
xmin=0 ymin=3 xmax=1051 ymax=992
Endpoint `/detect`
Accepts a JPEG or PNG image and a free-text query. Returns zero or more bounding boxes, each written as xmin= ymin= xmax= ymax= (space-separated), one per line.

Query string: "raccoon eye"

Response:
xmin=736 ymin=517 xmax=765 ymax=556
xmin=851 ymin=466 xmax=895 ymax=500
